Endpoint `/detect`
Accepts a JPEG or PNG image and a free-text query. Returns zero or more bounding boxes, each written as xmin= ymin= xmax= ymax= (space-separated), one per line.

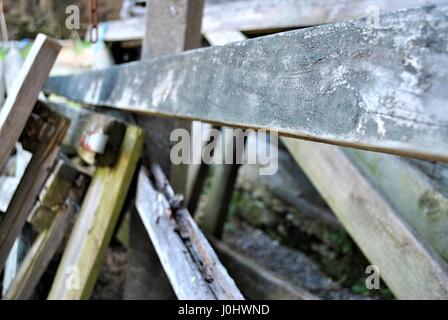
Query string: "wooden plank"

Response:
xmin=190 ymin=27 xmax=250 ymax=226
xmin=0 ymin=34 xmax=61 ymax=171
xmin=186 ymin=123 xmax=215 ymax=215
xmin=203 ymin=30 xmax=247 ymax=46
xmin=45 ymin=4 xmax=448 ymax=162
xmin=1 ymin=226 xmax=31 ymax=297
xmin=135 ymin=165 xmax=244 ymax=300
xmin=203 ymin=0 xmax=447 ymax=32
xmin=47 ymin=126 xmax=143 ymax=300
xmin=98 ymin=0 xmax=445 ymax=42
xmin=0 ymin=106 xmax=69 ymax=272
xmin=200 ymin=28 xmax=448 ymax=296
xmin=125 ymin=0 xmax=204 ymax=300
xmin=27 ymin=160 xmax=78 ymax=231
xmin=200 ymin=163 xmax=241 ymax=238
xmin=282 ymin=138 xmax=448 ymax=299
xmin=0 ymin=49 xmax=29 ymax=213
xmin=1 ymin=48 xmax=27 ymax=295
xmin=2 ymin=159 xmax=75 ymax=297
xmin=344 ymin=150 xmax=448 ymax=261
xmin=3 ymin=162 xmax=84 ymax=300
xmin=4 ymin=197 xmax=77 ymax=300
xmin=211 ymin=238 xmax=319 ymax=300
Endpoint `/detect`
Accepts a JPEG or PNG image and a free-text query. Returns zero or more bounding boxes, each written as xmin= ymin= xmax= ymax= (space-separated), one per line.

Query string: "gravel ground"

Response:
xmin=223 ymin=221 xmax=375 ymax=300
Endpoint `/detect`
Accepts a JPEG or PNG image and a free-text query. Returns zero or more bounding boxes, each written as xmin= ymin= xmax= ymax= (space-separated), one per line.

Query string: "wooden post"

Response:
xmin=47 ymin=126 xmax=143 ymax=300
xmin=3 ymin=161 xmax=80 ymax=300
xmin=45 ymin=4 xmax=448 ymax=162
xmin=198 ymin=27 xmax=448 ymax=299
xmin=125 ymin=0 xmax=204 ymax=299
xmin=0 ymin=106 xmax=69 ymax=272
xmin=0 ymin=34 xmax=61 ymax=171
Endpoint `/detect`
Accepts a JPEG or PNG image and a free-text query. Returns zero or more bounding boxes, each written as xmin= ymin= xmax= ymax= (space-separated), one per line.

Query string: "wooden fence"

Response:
xmin=0 ymin=0 xmax=448 ymax=300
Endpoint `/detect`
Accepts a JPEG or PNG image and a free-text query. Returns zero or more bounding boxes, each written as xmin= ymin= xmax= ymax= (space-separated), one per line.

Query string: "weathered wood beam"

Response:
xmin=203 ymin=0 xmax=447 ymax=32
xmin=204 ymin=30 xmax=344 ymax=234
xmin=209 ymin=27 xmax=448 ymax=297
xmin=0 ymin=105 xmax=69 ymax=272
xmin=0 ymin=34 xmax=61 ymax=171
xmin=203 ymin=29 xmax=247 ymax=46
xmin=98 ymin=0 xmax=445 ymax=42
xmin=282 ymin=138 xmax=448 ymax=299
xmin=45 ymin=5 xmax=448 ymax=162
xmin=190 ymin=34 xmax=247 ymax=238
xmin=47 ymin=126 xmax=143 ymax=300
xmin=135 ymin=165 xmax=244 ymax=300
xmin=200 ymin=158 xmax=241 ymax=238
xmin=3 ymin=189 xmax=79 ymax=300
xmin=1 ymin=48 xmax=27 ymax=295
xmin=211 ymin=238 xmax=319 ymax=300
xmin=27 ymin=160 xmax=78 ymax=231
xmin=344 ymin=150 xmax=448 ymax=261
xmin=0 ymin=49 xmax=30 ymax=213
xmin=125 ymin=0 xmax=204 ymax=300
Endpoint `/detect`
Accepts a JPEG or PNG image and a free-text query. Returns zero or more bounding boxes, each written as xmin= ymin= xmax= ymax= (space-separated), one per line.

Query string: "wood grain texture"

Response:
xmin=282 ymin=138 xmax=448 ymax=299
xmin=208 ymin=28 xmax=448 ymax=289
xmin=0 ymin=34 xmax=61 ymax=171
xmin=47 ymin=126 xmax=143 ymax=300
xmin=4 ymin=198 xmax=77 ymax=300
xmin=200 ymin=158 xmax=241 ymax=238
xmin=125 ymin=0 xmax=204 ymax=300
xmin=0 ymin=107 xmax=69 ymax=273
xmin=135 ymin=166 xmax=244 ymax=300
xmin=27 ymin=160 xmax=77 ymax=231
xmin=45 ymin=4 xmax=448 ymax=162
xmin=345 ymin=149 xmax=448 ymax=262
xmin=98 ymin=0 xmax=446 ymax=41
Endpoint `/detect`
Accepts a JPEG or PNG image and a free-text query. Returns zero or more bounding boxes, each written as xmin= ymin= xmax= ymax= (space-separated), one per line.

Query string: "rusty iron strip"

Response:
xmin=148 ymin=163 xmax=237 ymax=296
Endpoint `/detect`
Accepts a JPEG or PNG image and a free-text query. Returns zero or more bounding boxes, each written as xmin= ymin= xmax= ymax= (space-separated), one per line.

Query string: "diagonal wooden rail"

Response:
xmin=0 ymin=34 xmax=61 ymax=171
xmin=45 ymin=4 xmax=448 ymax=162
xmin=135 ymin=165 xmax=244 ymax=300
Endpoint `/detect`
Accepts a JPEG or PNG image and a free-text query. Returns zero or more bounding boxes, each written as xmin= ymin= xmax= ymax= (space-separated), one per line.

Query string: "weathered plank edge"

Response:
xmin=44 ymin=5 xmax=448 ymax=163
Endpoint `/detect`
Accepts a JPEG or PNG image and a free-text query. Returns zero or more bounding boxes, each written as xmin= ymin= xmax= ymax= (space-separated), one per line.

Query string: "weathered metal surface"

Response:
xmin=45 ymin=5 xmax=448 ymax=162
